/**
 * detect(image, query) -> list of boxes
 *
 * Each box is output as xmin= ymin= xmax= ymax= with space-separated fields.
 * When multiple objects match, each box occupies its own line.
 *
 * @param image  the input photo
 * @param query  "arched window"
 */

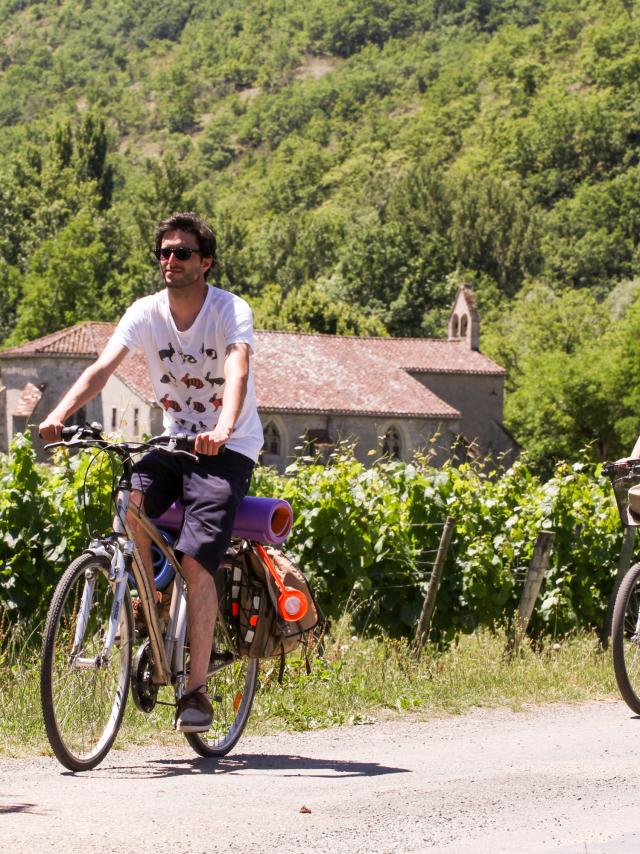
xmin=381 ymin=426 xmax=402 ymax=459
xmin=460 ymin=315 xmax=468 ymax=337
xmin=263 ymin=422 xmax=281 ymax=456
xmin=451 ymin=314 xmax=459 ymax=337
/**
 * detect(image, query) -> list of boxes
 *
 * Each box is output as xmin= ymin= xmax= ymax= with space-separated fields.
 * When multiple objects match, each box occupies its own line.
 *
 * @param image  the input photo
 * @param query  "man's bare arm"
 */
xmin=194 ymin=343 xmax=250 ymax=455
xmin=39 ymin=338 xmax=130 ymax=441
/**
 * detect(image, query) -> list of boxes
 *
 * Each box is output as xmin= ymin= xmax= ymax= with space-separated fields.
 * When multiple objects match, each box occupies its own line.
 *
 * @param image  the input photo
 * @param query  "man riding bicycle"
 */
xmin=39 ymin=212 xmax=264 ymax=733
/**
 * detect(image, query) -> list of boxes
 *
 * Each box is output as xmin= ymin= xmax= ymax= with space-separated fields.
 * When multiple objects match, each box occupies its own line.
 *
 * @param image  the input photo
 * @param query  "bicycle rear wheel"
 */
xmin=611 ymin=560 xmax=640 ymax=714
xmin=40 ymin=553 xmax=133 ymax=771
xmin=183 ymin=617 xmax=258 ymax=758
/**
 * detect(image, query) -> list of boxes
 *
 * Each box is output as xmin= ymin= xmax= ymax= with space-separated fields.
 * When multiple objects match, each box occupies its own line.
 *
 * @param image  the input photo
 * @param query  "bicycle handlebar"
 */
xmin=603 ymin=459 xmax=640 ymax=478
xmin=45 ymin=424 xmax=200 ymax=461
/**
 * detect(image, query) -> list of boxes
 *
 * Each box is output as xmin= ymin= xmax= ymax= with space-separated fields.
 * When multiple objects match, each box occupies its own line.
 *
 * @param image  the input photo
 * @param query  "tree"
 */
xmin=8 ymin=209 xmax=112 ymax=344
xmin=0 ymin=261 xmax=22 ymax=345
xmin=504 ymin=342 xmax=620 ymax=475
xmin=608 ymin=293 xmax=640 ymax=453
xmin=251 ymin=282 xmax=387 ymax=335
xmin=482 ymin=282 xmax=611 ymax=384
xmin=448 ymin=170 xmax=542 ymax=295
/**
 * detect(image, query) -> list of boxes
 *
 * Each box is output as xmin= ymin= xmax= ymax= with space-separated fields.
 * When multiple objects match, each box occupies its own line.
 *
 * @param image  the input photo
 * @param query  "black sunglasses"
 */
xmin=158 ymin=245 xmax=202 ymax=261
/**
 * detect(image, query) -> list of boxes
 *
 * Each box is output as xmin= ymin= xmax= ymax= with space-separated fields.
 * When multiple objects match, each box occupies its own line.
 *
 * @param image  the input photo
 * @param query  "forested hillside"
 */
xmin=0 ymin=0 xmax=639 ymax=470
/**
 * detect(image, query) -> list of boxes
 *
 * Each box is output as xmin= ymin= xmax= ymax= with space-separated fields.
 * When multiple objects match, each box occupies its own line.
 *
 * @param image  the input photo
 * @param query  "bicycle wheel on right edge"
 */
xmin=611 ymin=560 xmax=640 ymax=714
xmin=40 ymin=552 xmax=134 ymax=771
xmin=183 ymin=616 xmax=258 ymax=758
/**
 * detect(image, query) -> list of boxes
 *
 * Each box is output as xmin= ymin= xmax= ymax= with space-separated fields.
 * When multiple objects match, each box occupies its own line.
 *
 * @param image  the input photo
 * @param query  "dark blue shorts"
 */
xmin=131 ymin=448 xmax=254 ymax=577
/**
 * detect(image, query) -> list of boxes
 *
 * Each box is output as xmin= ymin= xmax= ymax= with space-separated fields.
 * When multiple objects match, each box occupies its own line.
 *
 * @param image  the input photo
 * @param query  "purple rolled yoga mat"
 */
xmin=152 ymin=496 xmax=293 ymax=544
xmin=232 ymin=496 xmax=293 ymax=544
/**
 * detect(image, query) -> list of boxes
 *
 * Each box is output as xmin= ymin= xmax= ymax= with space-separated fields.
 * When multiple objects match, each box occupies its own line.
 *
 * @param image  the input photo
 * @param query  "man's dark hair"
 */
xmin=155 ymin=212 xmax=217 ymax=278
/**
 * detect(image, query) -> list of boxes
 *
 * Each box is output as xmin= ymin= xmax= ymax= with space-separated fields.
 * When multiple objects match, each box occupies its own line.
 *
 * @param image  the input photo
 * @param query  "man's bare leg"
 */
xmin=181 ymin=554 xmax=218 ymax=693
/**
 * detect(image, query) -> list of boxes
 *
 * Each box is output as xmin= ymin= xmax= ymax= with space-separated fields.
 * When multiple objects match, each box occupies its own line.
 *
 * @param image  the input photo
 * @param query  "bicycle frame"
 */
xmin=123 ymin=501 xmax=241 ymax=691
xmin=79 ymin=472 xmax=248 ymax=698
xmin=125 ymin=502 xmax=180 ymax=684
xmin=41 ymin=427 xmax=265 ymax=770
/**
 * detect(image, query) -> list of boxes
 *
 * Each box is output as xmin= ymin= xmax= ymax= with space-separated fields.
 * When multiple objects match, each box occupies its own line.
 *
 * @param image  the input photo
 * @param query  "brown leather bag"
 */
xmin=229 ymin=544 xmax=320 ymax=663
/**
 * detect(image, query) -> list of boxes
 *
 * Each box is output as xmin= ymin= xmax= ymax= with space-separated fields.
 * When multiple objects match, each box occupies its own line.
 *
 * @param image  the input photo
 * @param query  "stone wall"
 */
xmin=0 ymin=356 xmax=100 ymax=457
xmin=100 ymin=375 xmax=162 ymax=439
xmin=258 ymin=410 xmax=458 ymax=471
xmin=413 ymin=372 xmax=518 ymax=460
xmin=0 ymin=357 xmax=163 ymax=456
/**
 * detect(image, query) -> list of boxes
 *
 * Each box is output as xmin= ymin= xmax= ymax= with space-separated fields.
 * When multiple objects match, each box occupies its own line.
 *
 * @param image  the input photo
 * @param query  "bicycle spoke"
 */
xmin=183 ymin=615 xmax=258 ymax=757
xmin=41 ymin=555 xmax=132 ymax=771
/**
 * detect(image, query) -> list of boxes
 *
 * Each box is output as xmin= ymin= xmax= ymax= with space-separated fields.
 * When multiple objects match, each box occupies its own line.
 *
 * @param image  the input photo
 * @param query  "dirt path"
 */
xmin=1 ymin=700 xmax=639 ymax=853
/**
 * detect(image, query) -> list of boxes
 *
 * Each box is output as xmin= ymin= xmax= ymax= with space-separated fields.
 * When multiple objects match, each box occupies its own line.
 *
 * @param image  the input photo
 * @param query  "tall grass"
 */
xmin=0 ymin=612 xmax=43 ymax=756
xmin=0 ymin=610 xmax=618 ymax=758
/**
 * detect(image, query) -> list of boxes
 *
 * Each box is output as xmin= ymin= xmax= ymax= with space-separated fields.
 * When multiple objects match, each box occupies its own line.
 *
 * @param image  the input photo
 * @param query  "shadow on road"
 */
xmin=75 ymin=753 xmax=411 ymax=780
xmin=0 ymin=802 xmax=42 ymax=815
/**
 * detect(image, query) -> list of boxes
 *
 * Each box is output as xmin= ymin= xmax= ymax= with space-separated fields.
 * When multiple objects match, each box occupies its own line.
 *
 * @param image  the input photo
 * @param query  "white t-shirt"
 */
xmin=112 ymin=286 xmax=264 ymax=462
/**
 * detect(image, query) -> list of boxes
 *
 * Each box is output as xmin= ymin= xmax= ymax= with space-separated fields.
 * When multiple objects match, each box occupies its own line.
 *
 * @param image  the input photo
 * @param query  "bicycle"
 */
xmin=604 ymin=459 xmax=640 ymax=713
xmin=40 ymin=423 xmax=275 ymax=771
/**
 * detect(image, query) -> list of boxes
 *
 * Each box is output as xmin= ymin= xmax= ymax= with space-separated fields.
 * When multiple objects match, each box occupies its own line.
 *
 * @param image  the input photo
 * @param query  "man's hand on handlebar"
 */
xmin=38 ymin=414 xmax=66 ymax=443
xmin=194 ymin=425 xmax=231 ymax=456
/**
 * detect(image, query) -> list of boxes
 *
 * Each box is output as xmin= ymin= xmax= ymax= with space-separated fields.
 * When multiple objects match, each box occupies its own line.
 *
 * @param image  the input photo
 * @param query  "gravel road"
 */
xmin=1 ymin=700 xmax=639 ymax=853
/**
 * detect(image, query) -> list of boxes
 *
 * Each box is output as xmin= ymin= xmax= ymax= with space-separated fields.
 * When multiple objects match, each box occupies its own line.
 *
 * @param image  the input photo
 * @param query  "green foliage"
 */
xmin=0 ymin=1 xmax=637 ymax=344
xmin=0 ymin=434 xmax=627 ymax=639
xmin=9 ymin=208 xmax=113 ymax=342
xmin=0 ymin=434 xmax=113 ymax=622
xmin=0 ymin=0 xmax=639 ymax=472
xmin=481 ymin=281 xmax=640 ymax=472
xmin=252 ymin=444 xmax=625 ymax=639
xmin=251 ymin=282 xmax=388 ymax=335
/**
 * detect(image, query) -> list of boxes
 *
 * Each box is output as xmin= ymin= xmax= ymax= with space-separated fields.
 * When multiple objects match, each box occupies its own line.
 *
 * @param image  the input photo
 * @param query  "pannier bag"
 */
xmin=227 ymin=543 xmax=320 ymax=671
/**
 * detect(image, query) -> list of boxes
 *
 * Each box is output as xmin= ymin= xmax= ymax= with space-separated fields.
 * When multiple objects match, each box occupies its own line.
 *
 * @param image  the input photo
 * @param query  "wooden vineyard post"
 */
xmin=511 ymin=529 xmax=555 ymax=652
xmin=602 ymin=526 xmax=636 ymax=648
xmin=413 ymin=516 xmax=455 ymax=655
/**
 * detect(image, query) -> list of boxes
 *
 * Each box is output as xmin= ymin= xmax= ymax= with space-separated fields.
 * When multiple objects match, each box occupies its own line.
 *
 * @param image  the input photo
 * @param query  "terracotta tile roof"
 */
xmin=253 ymin=332 xmax=462 ymax=417
xmin=0 ymin=322 xmax=506 ymax=418
xmin=357 ymin=336 xmax=504 ymax=375
xmin=0 ymin=322 xmax=156 ymax=404
xmin=1 ymin=322 xmax=115 ymax=356
xmin=13 ymin=382 xmax=43 ymax=417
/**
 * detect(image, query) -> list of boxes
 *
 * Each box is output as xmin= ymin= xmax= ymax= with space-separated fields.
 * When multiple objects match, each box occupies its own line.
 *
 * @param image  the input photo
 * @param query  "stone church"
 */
xmin=0 ymin=286 xmax=518 ymax=468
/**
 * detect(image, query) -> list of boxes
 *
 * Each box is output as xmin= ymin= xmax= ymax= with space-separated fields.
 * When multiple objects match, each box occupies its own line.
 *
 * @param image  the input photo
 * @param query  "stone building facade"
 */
xmin=0 ymin=287 xmax=518 ymax=467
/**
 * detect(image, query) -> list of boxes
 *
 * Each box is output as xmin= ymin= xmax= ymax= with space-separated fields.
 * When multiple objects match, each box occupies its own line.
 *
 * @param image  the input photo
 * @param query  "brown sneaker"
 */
xmin=176 ymin=687 xmax=214 ymax=733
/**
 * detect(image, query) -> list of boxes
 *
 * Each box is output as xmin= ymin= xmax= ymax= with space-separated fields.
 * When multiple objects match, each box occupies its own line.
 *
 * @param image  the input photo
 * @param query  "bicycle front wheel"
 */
xmin=40 ymin=553 xmax=133 ymax=771
xmin=612 ymin=560 xmax=640 ymax=714
xmin=183 ymin=618 xmax=258 ymax=758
